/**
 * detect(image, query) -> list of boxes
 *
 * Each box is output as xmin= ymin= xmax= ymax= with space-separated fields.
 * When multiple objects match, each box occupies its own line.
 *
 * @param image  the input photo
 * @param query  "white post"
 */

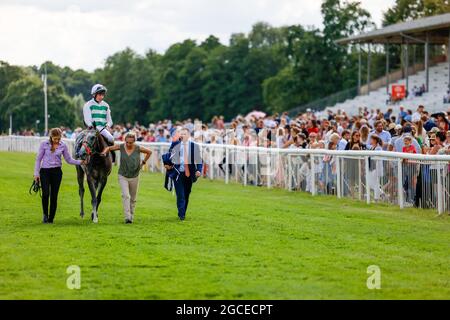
xmin=234 ymin=146 xmax=238 ymax=183
xmin=255 ymin=149 xmax=259 ymax=186
xmin=358 ymin=158 xmax=362 ymax=201
xmin=225 ymin=146 xmax=229 ymax=184
xmin=397 ymin=159 xmax=404 ymax=209
xmin=437 ymin=163 xmax=443 ymax=215
xmin=150 ymin=146 xmax=155 ymax=172
xmin=336 ymin=157 xmax=341 ymax=198
xmin=310 ymin=155 xmax=316 ymax=196
xmin=288 ymin=155 xmax=292 ymax=191
xmin=43 ymin=65 xmax=48 ymax=136
xmin=209 ymin=146 xmax=213 ymax=180
xmin=365 ymin=156 xmax=370 ymax=204
xmin=243 ymin=148 xmax=248 ymax=186
xmin=267 ymin=151 xmax=272 ymax=189
xmin=160 ymin=146 xmax=164 ymax=174
xmin=9 ymin=114 xmax=12 ymax=136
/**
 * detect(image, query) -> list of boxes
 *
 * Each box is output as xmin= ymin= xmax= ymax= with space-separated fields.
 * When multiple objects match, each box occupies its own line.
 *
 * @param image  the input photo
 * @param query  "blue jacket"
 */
xmin=169 ymin=140 xmax=203 ymax=183
xmin=162 ymin=151 xmax=180 ymax=191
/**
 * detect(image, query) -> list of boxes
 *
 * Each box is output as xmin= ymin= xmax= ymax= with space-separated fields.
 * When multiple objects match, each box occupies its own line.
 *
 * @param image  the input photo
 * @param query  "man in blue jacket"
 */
xmin=164 ymin=128 xmax=203 ymax=221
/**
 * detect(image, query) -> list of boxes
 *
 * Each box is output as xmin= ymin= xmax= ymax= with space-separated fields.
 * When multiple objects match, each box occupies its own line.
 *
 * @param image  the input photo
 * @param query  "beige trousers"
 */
xmin=118 ymin=174 xmax=140 ymax=221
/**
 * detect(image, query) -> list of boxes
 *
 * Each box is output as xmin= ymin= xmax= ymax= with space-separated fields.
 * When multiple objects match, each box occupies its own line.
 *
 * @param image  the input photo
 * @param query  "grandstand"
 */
xmin=329 ymin=61 xmax=450 ymax=114
xmin=323 ymin=13 xmax=450 ymax=116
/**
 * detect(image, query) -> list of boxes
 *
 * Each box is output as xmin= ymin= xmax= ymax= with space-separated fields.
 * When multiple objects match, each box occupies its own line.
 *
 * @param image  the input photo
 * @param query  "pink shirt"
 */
xmin=34 ymin=140 xmax=82 ymax=176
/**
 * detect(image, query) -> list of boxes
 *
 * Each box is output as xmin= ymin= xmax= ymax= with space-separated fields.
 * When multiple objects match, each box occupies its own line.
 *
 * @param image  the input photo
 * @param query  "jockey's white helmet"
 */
xmin=91 ymin=84 xmax=107 ymax=96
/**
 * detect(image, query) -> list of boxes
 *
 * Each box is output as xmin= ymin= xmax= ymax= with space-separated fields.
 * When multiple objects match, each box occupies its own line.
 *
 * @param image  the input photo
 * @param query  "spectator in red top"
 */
xmin=402 ymin=136 xmax=417 ymax=154
xmin=307 ymin=120 xmax=319 ymax=135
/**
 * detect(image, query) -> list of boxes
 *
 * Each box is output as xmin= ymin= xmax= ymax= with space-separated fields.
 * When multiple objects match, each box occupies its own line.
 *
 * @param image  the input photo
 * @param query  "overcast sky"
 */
xmin=0 ymin=0 xmax=395 ymax=71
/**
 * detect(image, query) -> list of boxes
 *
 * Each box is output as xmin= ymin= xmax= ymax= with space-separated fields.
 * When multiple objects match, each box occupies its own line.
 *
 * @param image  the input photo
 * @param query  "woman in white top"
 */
xmin=275 ymin=127 xmax=285 ymax=149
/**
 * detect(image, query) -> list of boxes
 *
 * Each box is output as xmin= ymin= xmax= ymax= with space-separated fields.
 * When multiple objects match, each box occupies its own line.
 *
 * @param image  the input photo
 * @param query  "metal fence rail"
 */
xmin=1 ymin=135 xmax=449 ymax=215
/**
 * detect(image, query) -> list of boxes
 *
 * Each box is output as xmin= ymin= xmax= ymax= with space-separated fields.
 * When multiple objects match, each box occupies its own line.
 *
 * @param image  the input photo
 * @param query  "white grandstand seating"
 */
xmin=326 ymin=62 xmax=450 ymax=115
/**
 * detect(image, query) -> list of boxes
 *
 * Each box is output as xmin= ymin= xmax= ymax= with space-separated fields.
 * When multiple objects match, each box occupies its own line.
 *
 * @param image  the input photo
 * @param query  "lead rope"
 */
xmin=29 ymin=180 xmax=42 ymax=198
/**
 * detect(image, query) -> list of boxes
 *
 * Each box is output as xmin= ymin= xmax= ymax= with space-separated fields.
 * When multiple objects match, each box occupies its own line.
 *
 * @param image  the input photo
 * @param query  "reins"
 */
xmin=29 ymin=180 xmax=42 ymax=198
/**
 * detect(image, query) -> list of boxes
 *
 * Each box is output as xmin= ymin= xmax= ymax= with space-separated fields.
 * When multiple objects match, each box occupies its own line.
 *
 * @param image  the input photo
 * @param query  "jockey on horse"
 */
xmin=74 ymin=84 xmax=114 ymax=223
xmin=75 ymin=83 xmax=115 ymax=160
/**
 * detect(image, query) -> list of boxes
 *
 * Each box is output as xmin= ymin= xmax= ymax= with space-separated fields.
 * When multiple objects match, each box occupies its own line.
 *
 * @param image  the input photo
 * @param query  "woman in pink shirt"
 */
xmin=34 ymin=128 xmax=87 ymax=223
xmin=145 ymin=130 xmax=156 ymax=143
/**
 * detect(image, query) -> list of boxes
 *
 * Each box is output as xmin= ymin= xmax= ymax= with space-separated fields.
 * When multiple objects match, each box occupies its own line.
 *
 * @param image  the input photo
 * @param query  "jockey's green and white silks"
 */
xmin=82 ymin=99 xmax=113 ymax=129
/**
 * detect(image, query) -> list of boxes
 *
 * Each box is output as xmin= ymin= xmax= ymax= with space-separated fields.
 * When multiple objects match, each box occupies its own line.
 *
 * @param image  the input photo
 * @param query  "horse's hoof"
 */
xmin=93 ymin=217 xmax=98 ymax=223
xmin=80 ymin=213 xmax=84 ymax=218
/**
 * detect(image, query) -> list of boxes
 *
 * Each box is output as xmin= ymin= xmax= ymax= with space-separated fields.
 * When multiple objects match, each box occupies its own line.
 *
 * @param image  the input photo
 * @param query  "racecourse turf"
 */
xmin=0 ymin=151 xmax=449 ymax=299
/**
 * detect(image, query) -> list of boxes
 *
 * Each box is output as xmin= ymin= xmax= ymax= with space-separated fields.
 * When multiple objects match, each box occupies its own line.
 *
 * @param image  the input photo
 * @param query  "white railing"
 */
xmin=2 ymin=135 xmax=450 ymax=215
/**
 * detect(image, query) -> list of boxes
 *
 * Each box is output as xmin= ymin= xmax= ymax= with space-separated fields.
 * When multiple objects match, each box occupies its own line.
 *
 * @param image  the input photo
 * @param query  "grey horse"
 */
xmin=74 ymin=129 xmax=112 ymax=223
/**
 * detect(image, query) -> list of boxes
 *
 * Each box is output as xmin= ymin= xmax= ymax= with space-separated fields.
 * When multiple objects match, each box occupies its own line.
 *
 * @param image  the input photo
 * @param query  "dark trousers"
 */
xmin=174 ymin=172 xmax=193 ymax=219
xmin=40 ymin=167 xmax=63 ymax=222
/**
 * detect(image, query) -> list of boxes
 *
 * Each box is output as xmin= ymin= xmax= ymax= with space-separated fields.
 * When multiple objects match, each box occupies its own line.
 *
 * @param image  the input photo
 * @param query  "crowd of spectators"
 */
xmin=7 ymin=105 xmax=450 ymax=208
xmin=8 ymin=106 xmax=450 ymax=155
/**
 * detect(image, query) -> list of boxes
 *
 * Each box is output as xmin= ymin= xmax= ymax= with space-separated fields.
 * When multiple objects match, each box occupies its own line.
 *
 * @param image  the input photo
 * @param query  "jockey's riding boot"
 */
xmin=105 ymin=139 xmax=115 ymax=162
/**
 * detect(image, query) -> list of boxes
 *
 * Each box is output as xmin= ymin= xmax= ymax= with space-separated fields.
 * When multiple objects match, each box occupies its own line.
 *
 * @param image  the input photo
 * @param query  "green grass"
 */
xmin=0 ymin=151 xmax=449 ymax=300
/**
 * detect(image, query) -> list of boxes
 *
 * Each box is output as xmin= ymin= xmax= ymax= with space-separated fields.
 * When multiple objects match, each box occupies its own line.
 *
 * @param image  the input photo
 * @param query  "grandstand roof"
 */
xmin=336 ymin=13 xmax=450 ymax=45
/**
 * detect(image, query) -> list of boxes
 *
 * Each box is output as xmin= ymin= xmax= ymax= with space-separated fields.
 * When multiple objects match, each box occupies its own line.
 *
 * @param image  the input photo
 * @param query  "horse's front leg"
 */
xmin=96 ymin=176 xmax=108 ymax=212
xmin=76 ymin=165 xmax=85 ymax=218
xmin=86 ymin=177 xmax=98 ymax=223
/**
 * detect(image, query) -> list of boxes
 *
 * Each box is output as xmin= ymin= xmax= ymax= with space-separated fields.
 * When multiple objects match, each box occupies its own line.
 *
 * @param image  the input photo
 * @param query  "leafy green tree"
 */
xmin=200 ymin=45 xmax=231 ymax=121
xmin=97 ymin=48 xmax=159 ymax=125
xmin=0 ymin=61 xmax=24 ymax=131
xmin=200 ymin=35 xmax=222 ymax=52
xmin=1 ymin=75 xmax=77 ymax=132
xmin=151 ymin=40 xmax=198 ymax=121
xmin=383 ymin=0 xmax=450 ymax=26
xmin=263 ymin=66 xmax=302 ymax=113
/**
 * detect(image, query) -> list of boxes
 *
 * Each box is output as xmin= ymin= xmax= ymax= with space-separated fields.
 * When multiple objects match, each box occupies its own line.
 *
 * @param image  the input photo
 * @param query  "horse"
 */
xmin=74 ymin=128 xmax=112 ymax=223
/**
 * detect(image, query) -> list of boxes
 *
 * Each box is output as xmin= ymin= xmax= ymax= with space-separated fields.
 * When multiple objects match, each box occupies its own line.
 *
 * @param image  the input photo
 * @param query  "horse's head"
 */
xmin=77 ymin=130 xmax=98 ymax=160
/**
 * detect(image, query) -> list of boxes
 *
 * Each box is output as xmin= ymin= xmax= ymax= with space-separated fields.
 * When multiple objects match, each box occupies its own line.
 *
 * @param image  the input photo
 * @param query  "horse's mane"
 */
xmin=95 ymin=132 xmax=108 ymax=153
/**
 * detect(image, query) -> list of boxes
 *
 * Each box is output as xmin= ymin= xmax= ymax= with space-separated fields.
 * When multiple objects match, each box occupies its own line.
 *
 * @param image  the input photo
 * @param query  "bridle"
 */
xmin=81 ymin=127 xmax=106 ymax=158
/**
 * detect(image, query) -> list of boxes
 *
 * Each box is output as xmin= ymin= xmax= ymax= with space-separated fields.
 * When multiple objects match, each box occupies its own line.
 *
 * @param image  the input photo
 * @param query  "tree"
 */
xmin=151 ymin=40 xmax=199 ymax=121
xmin=0 ymin=61 xmax=24 ymax=132
xmin=383 ymin=0 xmax=450 ymax=26
xmin=322 ymin=0 xmax=373 ymax=42
xmin=37 ymin=61 xmax=92 ymax=99
xmin=97 ymin=48 xmax=159 ymax=125
xmin=1 ymin=75 xmax=77 ymax=132
xmin=321 ymin=0 xmax=374 ymax=90
xmin=248 ymin=22 xmax=285 ymax=48
xmin=263 ymin=66 xmax=303 ymax=113
xmin=200 ymin=45 xmax=231 ymax=121
xmin=200 ymin=35 xmax=222 ymax=52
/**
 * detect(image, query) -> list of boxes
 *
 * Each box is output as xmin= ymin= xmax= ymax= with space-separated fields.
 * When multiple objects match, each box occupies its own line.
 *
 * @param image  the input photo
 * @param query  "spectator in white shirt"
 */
xmin=367 ymin=120 xmax=392 ymax=150
xmin=337 ymin=130 xmax=350 ymax=150
xmin=412 ymin=105 xmax=424 ymax=122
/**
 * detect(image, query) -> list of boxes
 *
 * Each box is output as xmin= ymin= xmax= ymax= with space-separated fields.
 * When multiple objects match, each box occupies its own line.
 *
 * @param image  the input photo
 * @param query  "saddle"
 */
xmin=74 ymin=130 xmax=89 ymax=159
